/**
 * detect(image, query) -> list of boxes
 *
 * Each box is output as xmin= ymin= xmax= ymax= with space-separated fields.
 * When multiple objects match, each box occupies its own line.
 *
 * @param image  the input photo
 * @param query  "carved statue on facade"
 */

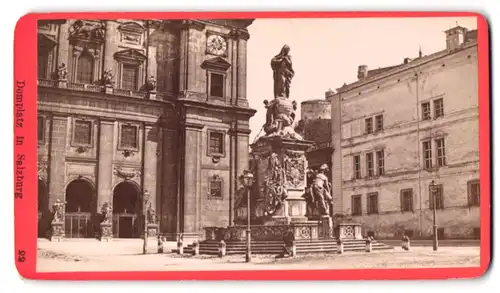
xmin=99 ymin=69 xmax=114 ymax=86
xmin=271 ymin=44 xmax=294 ymax=99
xmin=259 ymin=45 xmax=303 ymax=140
xmin=52 ymin=199 xmax=66 ymax=223
xmin=143 ymin=75 xmax=157 ymax=92
xmin=147 ymin=203 xmax=157 ymax=225
xmin=303 ymin=164 xmax=333 ymax=216
xmin=101 ymin=202 xmax=113 ymax=224
xmin=57 ymin=63 xmax=68 ymax=81
xmin=263 ymin=153 xmax=288 ymax=216
xmin=69 ymin=20 xmax=105 ymax=42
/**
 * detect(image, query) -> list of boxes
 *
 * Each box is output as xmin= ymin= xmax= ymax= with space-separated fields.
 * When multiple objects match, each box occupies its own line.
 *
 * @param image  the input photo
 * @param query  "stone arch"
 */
xmin=64 ymin=178 xmax=96 ymax=238
xmin=112 ymin=180 xmax=142 ymax=238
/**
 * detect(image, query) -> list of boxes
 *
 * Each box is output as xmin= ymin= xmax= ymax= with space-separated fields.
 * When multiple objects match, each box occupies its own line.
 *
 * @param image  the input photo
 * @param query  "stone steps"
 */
xmin=174 ymin=239 xmax=393 ymax=255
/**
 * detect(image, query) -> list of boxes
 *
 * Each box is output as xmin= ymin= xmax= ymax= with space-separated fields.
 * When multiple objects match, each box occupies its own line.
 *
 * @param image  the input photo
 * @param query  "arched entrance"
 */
xmin=37 ymin=179 xmax=49 ymax=237
xmin=64 ymin=178 xmax=95 ymax=238
xmin=112 ymin=181 xmax=141 ymax=238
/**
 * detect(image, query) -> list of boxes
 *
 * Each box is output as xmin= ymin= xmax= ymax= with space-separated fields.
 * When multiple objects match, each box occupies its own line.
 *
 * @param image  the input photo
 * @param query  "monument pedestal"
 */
xmin=335 ymin=222 xmax=363 ymax=240
xmin=51 ymin=221 xmax=64 ymax=242
xmin=100 ymin=222 xmax=112 ymax=242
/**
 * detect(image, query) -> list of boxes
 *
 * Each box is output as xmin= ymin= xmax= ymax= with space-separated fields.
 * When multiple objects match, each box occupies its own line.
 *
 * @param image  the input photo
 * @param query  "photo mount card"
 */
xmin=13 ymin=11 xmax=491 ymax=281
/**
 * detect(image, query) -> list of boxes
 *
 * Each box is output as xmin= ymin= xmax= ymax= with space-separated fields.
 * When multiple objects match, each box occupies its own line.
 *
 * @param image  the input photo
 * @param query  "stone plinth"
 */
xmin=250 ymin=136 xmax=314 ymax=224
xmin=100 ymin=222 xmax=112 ymax=242
xmin=51 ymin=221 xmax=64 ymax=242
xmin=336 ymin=222 xmax=363 ymax=240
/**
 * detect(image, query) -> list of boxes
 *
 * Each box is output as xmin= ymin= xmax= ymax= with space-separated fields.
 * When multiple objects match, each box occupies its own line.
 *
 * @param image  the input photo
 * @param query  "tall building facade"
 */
xmin=37 ymin=19 xmax=255 ymax=240
xmin=328 ymin=25 xmax=480 ymax=239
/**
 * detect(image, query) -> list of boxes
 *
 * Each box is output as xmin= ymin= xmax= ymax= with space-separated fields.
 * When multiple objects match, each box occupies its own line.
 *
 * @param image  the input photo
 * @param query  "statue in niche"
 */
xmin=271 ymin=44 xmax=294 ymax=99
xmin=98 ymin=69 xmax=114 ymax=86
xmin=303 ymin=164 xmax=333 ymax=216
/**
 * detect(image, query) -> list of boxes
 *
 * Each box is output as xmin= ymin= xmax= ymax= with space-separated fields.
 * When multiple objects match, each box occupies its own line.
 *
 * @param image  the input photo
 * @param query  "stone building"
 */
xmin=37 ymin=19 xmax=255 ymax=241
xmin=328 ymin=25 xmax=480 ymax=239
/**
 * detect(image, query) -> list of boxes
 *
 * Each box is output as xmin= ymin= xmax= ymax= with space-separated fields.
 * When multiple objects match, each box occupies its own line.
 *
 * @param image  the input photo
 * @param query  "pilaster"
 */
xmin=57 ymin=21 xmax=70 ymax=69
xmin=144 ymin=124 xmax=158 ymax=216
xmin=330 ymin=93 xmax=343 ymax=216
xmin=236 ymin=30 xmax=250 ymax=107
xmin=48 ymin=115 xmax=68 ymax=207
xmin=97 ymin=120 xmax=114 ymax=211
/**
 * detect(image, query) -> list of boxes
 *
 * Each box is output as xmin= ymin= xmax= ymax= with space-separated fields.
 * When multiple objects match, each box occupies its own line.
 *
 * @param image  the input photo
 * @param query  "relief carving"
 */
xmin=69 ymin=20 xmax=105 ymax=43
xmin=113 ymin=166 xmax=141 ymax=180
xmin=38 ymin=158 xmax=48 ymax=179
xmin=284 ymin=150 xmax=306 ymax=188
xmin=262 ymin=153 xmax=288 ymax=216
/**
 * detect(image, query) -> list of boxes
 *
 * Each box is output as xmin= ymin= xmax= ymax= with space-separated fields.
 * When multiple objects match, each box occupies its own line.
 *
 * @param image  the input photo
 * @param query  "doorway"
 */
xmin=112 ymin=181 xmax=141 ymax=238
xmin=64 ymin=178 xmax=95 ymax=238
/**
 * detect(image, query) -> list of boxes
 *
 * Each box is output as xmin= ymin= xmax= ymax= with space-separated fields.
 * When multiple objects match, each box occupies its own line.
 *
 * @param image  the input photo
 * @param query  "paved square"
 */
xmin=36 ymin=239 xmax=480 ymax=272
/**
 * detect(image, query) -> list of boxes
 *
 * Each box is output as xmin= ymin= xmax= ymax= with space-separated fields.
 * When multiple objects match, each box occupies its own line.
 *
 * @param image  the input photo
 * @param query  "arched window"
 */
xmin=76 ymin=52 xmax=94 ymax=84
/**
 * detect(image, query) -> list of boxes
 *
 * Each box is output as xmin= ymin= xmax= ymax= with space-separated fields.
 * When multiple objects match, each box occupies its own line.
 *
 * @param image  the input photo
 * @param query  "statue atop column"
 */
xmin=260 ymin=45 xmax=302 ymax=140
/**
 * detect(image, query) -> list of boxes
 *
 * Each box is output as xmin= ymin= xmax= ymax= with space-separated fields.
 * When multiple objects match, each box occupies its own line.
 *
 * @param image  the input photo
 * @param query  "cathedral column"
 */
xmin=178 ymin=20 xmax=205 ymax=93
xmin=97 ymin=120 xmax=115 ymax=211
xmin=181 ymin=122 xmax=203 ymax=240
xmin=236 ymin=30 xmax=250 ymax=107
xmin=143 ymin=124 xmax=158 ymax=215
xmin=57 ymin=21 xmax=70 ymax=68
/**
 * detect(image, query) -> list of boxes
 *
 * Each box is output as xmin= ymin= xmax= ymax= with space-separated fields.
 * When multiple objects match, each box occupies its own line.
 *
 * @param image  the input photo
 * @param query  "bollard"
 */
xmin=401 ymin=235 xmax=410 ymax=251
xmin=337 ymin=239 xmax=344 ymax=254
xmin=177 ymin=237 xmax=184 ymax=255
xmin=192 ymin=241 xmax=200 ymax=256
xmin=291 ymin=241 xmax=297 ymax=257
xmin=157 ymin=236 xmax=164 ymax=254
xmin=365 ymin=237 xmax=373 ymax=252
xmin=218 ymin=240 xmax=226 ymax=257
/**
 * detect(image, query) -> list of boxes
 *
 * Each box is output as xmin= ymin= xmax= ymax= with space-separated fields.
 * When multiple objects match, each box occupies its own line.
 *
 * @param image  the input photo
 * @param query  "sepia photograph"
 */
xmin=34 ymin=16 xmax=483 ymax=273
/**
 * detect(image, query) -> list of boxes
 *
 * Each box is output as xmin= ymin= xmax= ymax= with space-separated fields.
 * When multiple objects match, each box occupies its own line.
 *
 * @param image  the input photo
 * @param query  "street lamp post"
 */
xmin=241 ymin=170 xmax=254 ymax=263
xmin=429 ymin=180 xmax=438 ymax=251
xmin=142 ymin=190 xmax=150 ymax=255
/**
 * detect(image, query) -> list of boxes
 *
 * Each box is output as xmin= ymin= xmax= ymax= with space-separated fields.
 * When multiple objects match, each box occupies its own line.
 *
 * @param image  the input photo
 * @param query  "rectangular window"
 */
xmin=351 ymin=195 xmax=362 ymax=216
xmin=375 ymin=114 xmax=384 ymax=132
xmin=429 ymin=184 xmax=444 ymax=210
xmin=37 ymin=116 xmax=45 ymax=143
xmin=209 ymin=131 xmax=224 ymax=155
xmin=76 ymin=53 xmax=94 ymax=84
xmin=435 ymin=138 xmax=446 ymax=167
xmin=120 ymin=125 xmax=138 ymax=149
xmin=468 ymin=180 xmax=480 ymax=206
xmin=376 ymin=150 xmax=384 ymax=176
xmin=365 ymin=117 xmax=373 ymax=134
xmin=122 ymin=64 xmax=139 ymax=90
xmin=421 ymin=102 xmax=431 ymax=121
xmin=423 ymin=140 xmax=432 ymax=169
xmin=210 ymin=73 xmax=224 ymax=97
xmin=73 ymin=120 xmax=92 ymax=145
xmin=434 ymin=98 xmax=444 ymax=118
xmin=38 ymin=52 xmax=49 ymax=79
xmin=366 ymin=152 xmax=374 ymax=177
xmin=353 ymin=155 xmax=361 ymax=179
xmin=367 ymin=192 xmax=379 ymax=214
xmin=400 ymin=189 xmax=413 ymax=212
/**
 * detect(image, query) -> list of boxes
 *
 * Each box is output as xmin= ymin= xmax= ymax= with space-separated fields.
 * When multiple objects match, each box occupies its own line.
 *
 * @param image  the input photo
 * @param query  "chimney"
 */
xmin=445 ymin=25 xmax=467 ymax=51
xmin=357 ymin=65 xmax=368 ymax=80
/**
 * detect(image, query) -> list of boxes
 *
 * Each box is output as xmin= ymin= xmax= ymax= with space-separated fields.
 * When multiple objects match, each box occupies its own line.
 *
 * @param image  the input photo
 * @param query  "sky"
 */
xmin=245 ymin=17 xmax=478 ymax=143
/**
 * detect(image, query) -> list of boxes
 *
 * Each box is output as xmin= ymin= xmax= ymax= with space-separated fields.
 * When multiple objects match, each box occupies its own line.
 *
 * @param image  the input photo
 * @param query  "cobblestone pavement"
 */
xmin=36 ymin=239 xmax=480 ymax=272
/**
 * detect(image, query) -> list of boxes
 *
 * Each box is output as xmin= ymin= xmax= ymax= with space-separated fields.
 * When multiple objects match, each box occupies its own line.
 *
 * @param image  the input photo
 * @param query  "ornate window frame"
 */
xmin=71 ymin=117 xmax=95 ymax=149
xmin=117 ymin=21 xmax=146 ymax=48
xmin=207 ymin=129 xmax=226 ymax=160
xmin=208 ymin=174 xmax=224 ymax=199
xmin=117 ymin=121 xmax=140 ymax=153
xmin=201 ymin=56 xmax=231 ymax=101
xmin=114 ymin=49 xmax=147 ymax=90
xmin=71 ymin=45 xmax=101 ymax=84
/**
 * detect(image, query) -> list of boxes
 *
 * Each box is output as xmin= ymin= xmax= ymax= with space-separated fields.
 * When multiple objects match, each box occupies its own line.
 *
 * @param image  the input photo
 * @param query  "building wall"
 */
xmin=37 ymin=19 xmax=255 ymax=240
xmin=332 ymin=43 xmax=479 ymax=239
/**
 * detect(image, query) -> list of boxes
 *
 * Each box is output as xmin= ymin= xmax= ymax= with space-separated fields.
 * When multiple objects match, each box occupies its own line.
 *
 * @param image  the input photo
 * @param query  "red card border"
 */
xmin=14 ymin=11 xmax=491 ymax=280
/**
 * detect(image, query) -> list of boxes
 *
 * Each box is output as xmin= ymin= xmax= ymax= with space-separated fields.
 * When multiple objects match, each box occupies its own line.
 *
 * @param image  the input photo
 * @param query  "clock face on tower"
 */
xmin=206 ymin=34 xmax=228 ymax=56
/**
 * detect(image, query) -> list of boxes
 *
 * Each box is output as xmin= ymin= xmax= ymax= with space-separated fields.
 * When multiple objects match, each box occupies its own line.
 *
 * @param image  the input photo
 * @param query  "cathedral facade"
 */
xmin=37 ymin=19 xmax=255 ymax=241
